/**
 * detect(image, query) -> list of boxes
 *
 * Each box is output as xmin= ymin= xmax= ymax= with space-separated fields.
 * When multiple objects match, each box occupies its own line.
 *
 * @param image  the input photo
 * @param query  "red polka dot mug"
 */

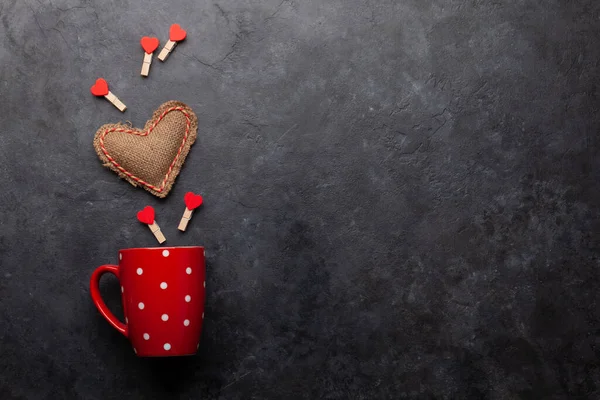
xmin=90 ymin=246 xmax=206 ymax=357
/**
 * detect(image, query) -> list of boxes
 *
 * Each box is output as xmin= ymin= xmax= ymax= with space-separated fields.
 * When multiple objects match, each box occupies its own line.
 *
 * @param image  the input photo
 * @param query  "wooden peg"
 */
xmin=141 ymin=53 xmax=152 ymax=76
xmin=148 ymin=221 xmax=166 ymax=244
xmin=104 ymin=91 xmax=127 ymax=112
xmin=178 ymin=192 xmax=203 ymax=232
xmin=158 ymin=40 xmax=176 ymax=61
xmin=178 ymin=208 xmax=194 ymax=231
xmin=140 ymin=36 xmax=159 ymax=77
xmin=158 ymin=24 xmax=187 ymax=62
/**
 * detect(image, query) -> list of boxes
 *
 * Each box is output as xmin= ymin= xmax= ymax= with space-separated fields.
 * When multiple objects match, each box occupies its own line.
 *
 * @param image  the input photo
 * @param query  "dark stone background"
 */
xmin=1 ymin=0 xmax=599 ymax=398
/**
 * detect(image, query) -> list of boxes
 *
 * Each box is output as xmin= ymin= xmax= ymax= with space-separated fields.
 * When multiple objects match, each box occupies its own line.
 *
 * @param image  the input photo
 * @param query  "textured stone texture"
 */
xmin=1 ymin=0 xmax=599 ymax=399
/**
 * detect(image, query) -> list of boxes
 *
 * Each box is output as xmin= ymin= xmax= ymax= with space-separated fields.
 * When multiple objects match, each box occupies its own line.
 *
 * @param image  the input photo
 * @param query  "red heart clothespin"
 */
xmin=178 ymin=192 xmax=203 ymax=232
xmin=158 ymin=24 xmax=187 ymax=62
xmin=90 ymin=78 xmax=126 ymax=112
xmin=140 ymin=36 xmax=160 ymax=77
xmin=137 ymin=206 xmax=166 ymax=243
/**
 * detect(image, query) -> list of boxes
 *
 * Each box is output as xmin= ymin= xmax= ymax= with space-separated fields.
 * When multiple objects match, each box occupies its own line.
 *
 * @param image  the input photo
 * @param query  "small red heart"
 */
xmin=140 ymin=36 xmax=160 ymax=54
xmin=90 ymin=78 xmax=109 ymax=97
xmin=184 ymin=192 xmax=203 ymax=210
xmin=169 ymin=24 xmax=187 ymax=42
xmin=137 ymin=206 xmax=155 ymax=225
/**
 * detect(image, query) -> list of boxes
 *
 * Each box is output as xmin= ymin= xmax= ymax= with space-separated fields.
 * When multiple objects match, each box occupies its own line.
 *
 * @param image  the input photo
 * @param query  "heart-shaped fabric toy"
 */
xmin=90 ymin=78 xmax=109 ymax=96
xmin=184 ymin=192 xmax=203 ymax=210
xmin=93 ymin=101 xmax=198 ymax=198
xmin=141 ymin=36 xmax=160 ymax=54
xmin=137 ymin=206 xmax=155 ymax=225
xmin=169 ymin=24 xmax=187 ymax=42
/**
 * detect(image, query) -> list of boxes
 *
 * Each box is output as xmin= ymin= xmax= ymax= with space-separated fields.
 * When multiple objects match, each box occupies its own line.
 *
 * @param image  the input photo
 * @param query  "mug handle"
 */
xmin=90 ymin=265 xmax=128 ymax=337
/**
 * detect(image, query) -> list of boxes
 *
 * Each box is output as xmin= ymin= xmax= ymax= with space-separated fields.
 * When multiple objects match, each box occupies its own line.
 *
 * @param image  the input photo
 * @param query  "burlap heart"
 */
xmin=93 ymin=101 xmax=198 ymax=198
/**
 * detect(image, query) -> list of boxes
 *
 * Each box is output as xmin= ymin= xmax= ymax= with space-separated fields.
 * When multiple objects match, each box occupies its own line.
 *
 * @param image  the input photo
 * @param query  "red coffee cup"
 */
xmin=90 ymin=246 xmax=206 ymax=357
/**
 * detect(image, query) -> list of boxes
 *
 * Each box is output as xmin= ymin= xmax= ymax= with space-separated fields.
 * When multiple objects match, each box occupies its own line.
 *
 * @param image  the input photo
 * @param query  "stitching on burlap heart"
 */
xmin=93 ymin=101 xmax=198 ymax=198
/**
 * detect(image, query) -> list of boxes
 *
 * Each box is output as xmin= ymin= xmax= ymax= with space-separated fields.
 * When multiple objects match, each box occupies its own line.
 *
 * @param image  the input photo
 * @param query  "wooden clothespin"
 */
xmin=178 ymin=192 xmax=203 ymax=232
xmin=158 ymin=24 xmax=187 ymax=62
xmin=137 ymin=206 xmax=166 ymax=244
xmin=90 ymin=78 xmax=127 ymax=112
xmin=140 ymin=36 xmax=159 ymax=77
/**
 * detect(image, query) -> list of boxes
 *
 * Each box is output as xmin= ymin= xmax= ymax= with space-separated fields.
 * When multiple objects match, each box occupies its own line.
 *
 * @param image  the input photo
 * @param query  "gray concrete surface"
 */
xmin=1 ymin=0 xmax=599 ymax=398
